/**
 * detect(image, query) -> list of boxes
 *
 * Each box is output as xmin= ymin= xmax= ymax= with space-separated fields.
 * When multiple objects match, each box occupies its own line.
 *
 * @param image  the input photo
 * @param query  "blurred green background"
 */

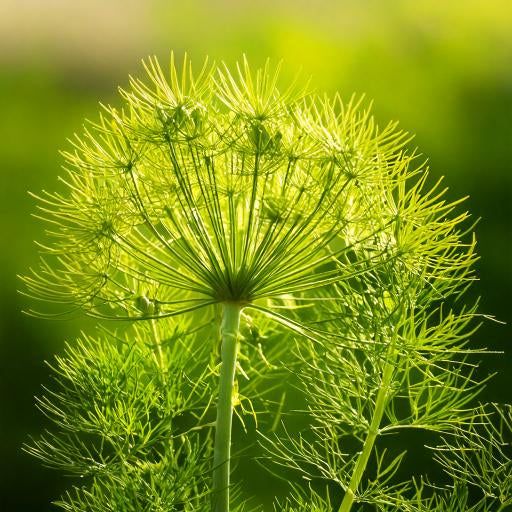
xmin=1 ymin=0 xmax=510 ymax=509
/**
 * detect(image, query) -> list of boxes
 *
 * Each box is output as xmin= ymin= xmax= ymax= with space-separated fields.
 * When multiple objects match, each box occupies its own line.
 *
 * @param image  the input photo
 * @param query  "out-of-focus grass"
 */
xmin=0 ymin=1 xmax=510 ymax=510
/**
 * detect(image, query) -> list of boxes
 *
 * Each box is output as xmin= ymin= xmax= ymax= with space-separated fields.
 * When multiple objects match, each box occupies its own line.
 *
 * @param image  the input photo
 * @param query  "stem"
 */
xmin=212 ymin=303 xmax=242 ymax=512
xmin=338 ymin=346 xmax=396 ymax=512
xmin=150 ymin=319 xmax=165 ymax=374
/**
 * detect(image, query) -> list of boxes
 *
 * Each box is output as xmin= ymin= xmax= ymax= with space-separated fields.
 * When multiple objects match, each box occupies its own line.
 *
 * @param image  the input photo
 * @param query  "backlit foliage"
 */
xmin=22 ymin=55 xmax=510 ymax=511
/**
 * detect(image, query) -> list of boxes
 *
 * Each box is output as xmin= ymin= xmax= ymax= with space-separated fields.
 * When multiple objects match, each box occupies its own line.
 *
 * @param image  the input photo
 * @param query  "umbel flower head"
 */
xmin=22 ymin=54 xmax=486 ymax=512
xmin=22 ymin=54 xmax=474 ymax=328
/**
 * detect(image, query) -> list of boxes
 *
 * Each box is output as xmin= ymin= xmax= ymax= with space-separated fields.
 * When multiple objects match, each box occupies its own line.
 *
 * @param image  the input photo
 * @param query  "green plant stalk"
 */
xmin=212 ymin=303 xmax=242 ymax=512
xmin=338 ymin=346 xmax=396 ymax=512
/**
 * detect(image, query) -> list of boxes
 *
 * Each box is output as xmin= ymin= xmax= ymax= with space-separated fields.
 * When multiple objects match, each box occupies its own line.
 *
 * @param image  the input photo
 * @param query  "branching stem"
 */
xmin=338 ymin=342 xmax=397 ymax=512
xmin=212 ymin=302 xmax=242 ymax=512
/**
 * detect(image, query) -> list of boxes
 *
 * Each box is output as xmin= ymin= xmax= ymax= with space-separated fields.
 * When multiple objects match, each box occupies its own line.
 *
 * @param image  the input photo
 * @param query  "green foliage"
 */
xmin=22 ymin=54 xmax=510 ymax=511
xmin=26 ymin=322 xmax=214 ymax=510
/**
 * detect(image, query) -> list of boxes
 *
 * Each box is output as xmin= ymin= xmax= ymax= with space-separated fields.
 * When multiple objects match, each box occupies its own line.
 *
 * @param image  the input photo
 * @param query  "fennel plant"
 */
xmin=22 ymin=55 xmax=510 ymax=511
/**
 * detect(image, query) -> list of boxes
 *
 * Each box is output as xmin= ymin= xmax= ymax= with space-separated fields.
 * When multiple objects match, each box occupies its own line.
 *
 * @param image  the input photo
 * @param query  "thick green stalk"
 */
xmin=338 ymin=347 xmax=396 ymax=512
xmin=212 ymin=303 xmax=242 ymax=512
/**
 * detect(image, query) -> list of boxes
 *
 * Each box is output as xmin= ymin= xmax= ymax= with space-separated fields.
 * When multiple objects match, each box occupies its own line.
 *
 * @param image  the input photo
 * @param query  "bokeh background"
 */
xmin=1 ymin=1 xmax=511 ymax=509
